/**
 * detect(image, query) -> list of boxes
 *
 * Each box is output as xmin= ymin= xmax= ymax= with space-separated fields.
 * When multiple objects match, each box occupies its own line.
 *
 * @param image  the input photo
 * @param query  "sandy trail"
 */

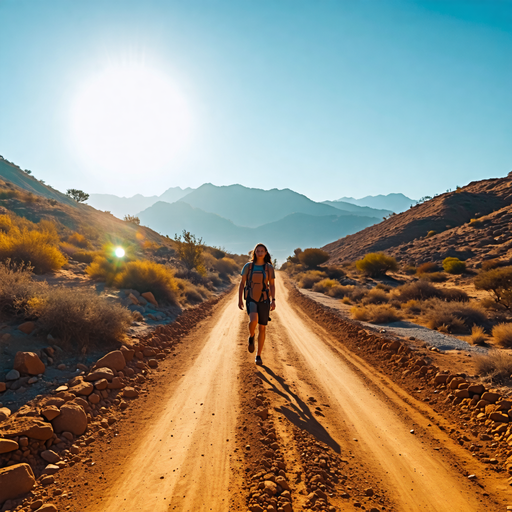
xmin=94 ymin=297 xmax=243 ymax=512
xmin=261 ymin=276 xmax=488 ymax=511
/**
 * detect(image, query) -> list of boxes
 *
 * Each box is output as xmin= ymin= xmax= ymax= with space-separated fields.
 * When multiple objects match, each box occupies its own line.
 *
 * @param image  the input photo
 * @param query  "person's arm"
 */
xmin=238 ymin=273 xmax=247 ymax=310
xmin=269 ymin=268 xmax=276 ymax=311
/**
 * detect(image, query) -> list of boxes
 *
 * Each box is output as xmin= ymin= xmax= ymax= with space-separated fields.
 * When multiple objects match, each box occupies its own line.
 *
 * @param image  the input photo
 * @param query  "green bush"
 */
xmin=474 ymin=267 xmax=512 ymax=310
xmin=426 ymin=230 xmax=437 ymax=238
xmin=356 ymin=253 xmax=398 ymax=277
xmin=312 ymin=278 xmax=338 ymax=293
xmin=174 ymin=230 xmax=204 ymax=270
xmin=442 ymin=257 xmax=466 ymax=274
xmin=298 ymin=248 xmax=330 ymax=269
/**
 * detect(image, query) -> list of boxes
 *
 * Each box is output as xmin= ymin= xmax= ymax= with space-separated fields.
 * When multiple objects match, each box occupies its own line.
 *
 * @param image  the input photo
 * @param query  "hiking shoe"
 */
xmin=248 ymin=336 xmax=255 ymax=353
xmin=255 ymin=355 xmax=263 ymax=366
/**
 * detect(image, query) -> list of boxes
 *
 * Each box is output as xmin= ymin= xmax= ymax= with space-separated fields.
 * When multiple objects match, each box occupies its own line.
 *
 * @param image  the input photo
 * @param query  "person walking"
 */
xmin=238 ymin=243 xmax=276 ymax=365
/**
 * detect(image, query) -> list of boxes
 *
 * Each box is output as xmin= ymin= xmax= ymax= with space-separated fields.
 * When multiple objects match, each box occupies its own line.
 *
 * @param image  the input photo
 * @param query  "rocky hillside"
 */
xmin=323 ymin=173 xmax=512 ymax=266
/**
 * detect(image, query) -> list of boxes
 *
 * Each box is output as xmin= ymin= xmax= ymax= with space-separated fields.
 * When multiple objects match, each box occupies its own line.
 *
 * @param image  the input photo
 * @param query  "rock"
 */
xmin=2 ymin=333 xmax=11 ymax=341
xmin=72 ymin=379 xmax=94 ymax=396
xmin=127 ymin=293 xmax=139 ymax=305
xmin=28 ymin=377 xmax=38 ymax=384
xmin=120 ymin=347 xmax=135 ymax=362
xmin=52 ymin=403 xmax=88 ymax=435
xmin=107 ymin=377 xmax=125 ymax=389
xmin=42 ymin=406 xmax=61 ymax=421
xmin=41 ymin=450 xmax=60 ymax=463
xmin=55 ymin=386 xmax=69 ymax=392
xmin=0 ymin=438 xmax=19 ymax=454
xmin=30 ymin=500 xmax=43 ymax=510
xmin=255 ymin=408 xmax=269 ymax=420
xmin=455 ymin=389 xmax=470 ymax=399
xmin=275 ymin=476 xmax=290 ymax=491
xmin=76 ymin=363 xmax=88 ymax=371
xmin=6 ymin=369 xmax=20 ymax=381
xmin=84 ymin=367 xmax=114 ymax=382
xmin=123 ymin=387 xmax=138 ymax=399
xmin=34 ymin=505 xmax=57 ymax=512
xmin=263 ymin=480 xmax=277 ymax=496
xmin=489 ymin=412 xmax=509 ymax=423
xmin=482 ymin=392 xmax=501 ymax=404
xmin=57 ymin=364 xmax=66 ymax=370
xmin=18 ymin=321 xmax=36 ymax=335
xmin=40 ymin=475 xmax=55 ymax=485
xmin=449 ymin=377 xmax=466 ymax=389
xmin=365 ymin=488 xmax=374 ymax=496
xmin=43 ymin=398 xmax=66 ymax=407
xmin=468 ymin=384 xmax=485 ymax=395
xmin=0 ymin=463 xmax=36 ymax=503
xmin=94 ymin=351 xmax=126 ymax=372
xmin=0 ymin=417 xmax=54 ymax=440
xmin=148 ymin=359 xmax=158 ymax=368
xmin=42 ymin=464 xmax=60 ymax=475
xmin=141 ymin=291 xmax=158 ymax=306
xmin=94 ymin=379 xmax=108 ymax=390
xmin=0 ymin=406 xmax=11 ymax=422
xmin=14 ymin=351 xmax=45 ymax=375
xmin=0 ymin=382 xmax=6 ymax=393
xmin=88 ymin=393 xmax=100 ymax=404
xmin=282 ymin=504 xmax=292 ymax=512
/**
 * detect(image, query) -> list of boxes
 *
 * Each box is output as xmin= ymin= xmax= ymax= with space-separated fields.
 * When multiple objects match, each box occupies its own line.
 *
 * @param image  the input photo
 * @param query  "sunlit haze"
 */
xmin=0 ymin=0 xmax=510 ymax=200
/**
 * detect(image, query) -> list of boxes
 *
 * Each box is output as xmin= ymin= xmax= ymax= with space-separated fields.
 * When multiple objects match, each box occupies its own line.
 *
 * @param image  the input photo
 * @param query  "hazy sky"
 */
xmin=1 ymin=0 xmax=511 ymax=201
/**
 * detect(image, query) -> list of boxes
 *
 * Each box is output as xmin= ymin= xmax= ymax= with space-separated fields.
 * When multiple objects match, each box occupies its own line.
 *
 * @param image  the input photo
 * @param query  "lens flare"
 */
xmin=115 ymin=247 xmax=125 ymax=258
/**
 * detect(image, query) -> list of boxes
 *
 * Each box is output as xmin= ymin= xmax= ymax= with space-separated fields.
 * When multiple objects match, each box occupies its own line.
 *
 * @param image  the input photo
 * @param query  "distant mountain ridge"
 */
xmin=337 ymin=193 xmax=417 ymax=213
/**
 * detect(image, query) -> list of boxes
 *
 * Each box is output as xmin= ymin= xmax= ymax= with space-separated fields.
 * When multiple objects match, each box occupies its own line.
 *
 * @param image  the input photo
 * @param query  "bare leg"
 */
xmin=249 ymin=313 xmax=258 ymax=337
xmin=257 ymin=325 xmax=266 ymax=356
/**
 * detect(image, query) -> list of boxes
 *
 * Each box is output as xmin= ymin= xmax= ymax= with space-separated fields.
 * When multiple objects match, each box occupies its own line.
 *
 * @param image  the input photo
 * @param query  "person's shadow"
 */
xmin=257 ymin=366 xmax=340 ymax=454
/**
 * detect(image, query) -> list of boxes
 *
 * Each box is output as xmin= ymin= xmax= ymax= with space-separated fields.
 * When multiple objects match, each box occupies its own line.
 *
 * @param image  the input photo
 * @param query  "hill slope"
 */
xmin=324 ymin=174 xmax=512 ymax=266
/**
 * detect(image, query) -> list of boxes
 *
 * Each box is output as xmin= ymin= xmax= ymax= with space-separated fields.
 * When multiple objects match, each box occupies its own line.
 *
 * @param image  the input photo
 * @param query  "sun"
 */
xmin=71 ymin=64 xmax=192 ymax=181
xmin=114 ymin=247 xmax=125 ymax=258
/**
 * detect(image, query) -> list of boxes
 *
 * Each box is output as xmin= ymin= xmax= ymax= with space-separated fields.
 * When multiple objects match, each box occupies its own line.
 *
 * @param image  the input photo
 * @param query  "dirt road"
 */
xmin=58 ymin=274 xmax=506 ymax=511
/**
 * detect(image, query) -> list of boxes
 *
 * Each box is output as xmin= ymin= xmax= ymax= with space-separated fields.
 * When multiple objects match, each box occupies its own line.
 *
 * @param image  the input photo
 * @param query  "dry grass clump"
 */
xmin=71 ymin=250 xmax=98 ymax=264
xmin=341 ymin=296 xmax=352 ymax=304
xmin=0 ymin=225 xmax=67 ymax=274
xmin=0 ymin=261 xmax=44 ymax=317
xmin=492 ymin=323 xmax=512 ymax=348
xmin=394 ymin=281 xmax=442 ymax=302
xmin=422 ymin=299 xmax=487 ymax=333
xmin=417 ymin=262 xmax=438 ymax=274
xmin=420 ymin=272 xmax=447 ymax=283
xmin=470 ymin=325 xmax=487 ymax=346
xmin=400 ymin=299 xmax=422 ymax=315
xmin=114 ymin=260 xmax=178 ymax=304
xmin=28 ymin=288 xmax=132 ymax=351
xmin=212 ymin=257 xmax=239 ymax=277
xmin=474 ymin=351 xmax=512 ymax=384
xmin=356 ymin=252 xmax=398 ymax=277
xmin=351 ymin=304 xmax=402 ymax=324
xmin=86 ymin=256 xmax=124 ymax=284
xmin=176 ymin=280 xmax=212 ymax=304
xmin=362 ymin=288 xmax=389 ymax=305
xmin=67 ymin=232 xmax=91 ymax=249
xmin=297 ymin=270 xmax=327 ymax=289
xmin=442 ymin=288 xmax=469 ymax=302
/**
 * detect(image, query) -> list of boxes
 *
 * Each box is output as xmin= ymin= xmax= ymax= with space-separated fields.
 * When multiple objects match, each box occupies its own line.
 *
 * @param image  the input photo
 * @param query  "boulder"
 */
xmin=94 ymin=379 xmax=108 ymax=391
xmin=84 ymin=367 xmax=114 ymax=382
xmin=41 ymin=406 xmax=60 ymax=421
xmin=88 ymin=393 xmax=100 ymax=404
xmin=0 ymin=382 xmax=6 ymax=393
xmin=72 ymin=380 xmax=94 ymax=397
xmin=0 ymin=439 xmax=19 ymax=454
xmin=489 ymin=412 xmax=509 ymax=423
xmin=94 ymin=351 xmax=126 ymax=372
xmin=0 ymin=417 xmax=53 ymax=440
xmin=263 ymin=480 xmax=277 ymax=496
xmin=14 ymin=352 xmax=45 ymax=375
xmin=141 ymin=291 xmax=158 ymax=306
xmin=51 ymin=403 xmax=87 ymax=435
xmin=120 ymin=346 xmax=135 ymax=362
xmin=18 ymin=321 xmax=36 ymax=335
xmin=41 ymin=450 xmax=60 ymax=464
xmin=0 ymin=463 xmax=36 ymax=503
xmin=123 ymin=387 xmax=138 ymax=399
xmin=482 ymin=392 xmax=501 ymax=404
xmin=107 ymin=377 xmax=125 ymax=390
xmin=468 ymin=384 xmax=485 ymax=395
xmin=455 ymin=389 xmax=470 ymax=399
xmin=0 ymin=407 xmax=11 ymax=422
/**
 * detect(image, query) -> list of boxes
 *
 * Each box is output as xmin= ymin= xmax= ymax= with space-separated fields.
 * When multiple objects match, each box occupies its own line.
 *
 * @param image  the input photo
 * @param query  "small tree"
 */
xmin=123 ymin=215 xmax=140 ymax=225
xmin=298 ymin=248 xmax=330 ymax=269
xmin=66 ymin=189 xmax=89 ymax=203
xmin=474 ymin=267 xmax=512 ymax=310
xmin=356 ymin=253 xmax=398 ymax=277
xmin=174 ymin=230 xmax=204 ymax=270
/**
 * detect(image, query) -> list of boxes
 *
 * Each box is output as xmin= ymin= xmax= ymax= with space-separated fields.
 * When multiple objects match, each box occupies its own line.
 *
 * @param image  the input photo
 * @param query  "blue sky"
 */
xmin=0 ymin=0 xmax=510 ymax=201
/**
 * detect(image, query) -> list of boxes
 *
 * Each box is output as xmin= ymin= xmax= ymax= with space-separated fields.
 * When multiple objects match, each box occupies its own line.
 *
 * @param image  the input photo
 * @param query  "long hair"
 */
xmin=250 ymin=243 xmax=272 ymax=264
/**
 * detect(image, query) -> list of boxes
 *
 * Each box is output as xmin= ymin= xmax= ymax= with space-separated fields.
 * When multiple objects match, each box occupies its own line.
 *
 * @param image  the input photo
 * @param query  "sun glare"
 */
xmin=71 ymin=64 xmax=192 ymax=180
xmin=115 ymin=247 xmax=125 ymax=258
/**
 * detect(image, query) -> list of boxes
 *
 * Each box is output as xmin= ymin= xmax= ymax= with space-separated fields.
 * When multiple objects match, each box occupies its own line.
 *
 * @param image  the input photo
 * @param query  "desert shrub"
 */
xmin=403 ymin=264 xmax=417 ymax=275
xmin=176 ymin=279 xmax=211 ymax=304
xmin=351 ymin=304 xmax=402 ymax=324
xmin=474 ymin=267 xmax=512 ymax=310
xmin=207 ymin=272 xmax=223 ymax=288
xmin=350 ymin=286 xmax=369 ymax=302
xmin=442 ymin=257 xmax=466 ymax=274
xmin=0 ymin=189 xmax=20 ymax=200
xmin=375 ymin=283 xmax=392 ymax=291
xmin=420 ymin=272 xmax=447 ymax=283
xmin=28 ymin=288 xmax=131 ymax=350
xmin=442 ymin=288 xmax=469 ymax=302
xmin=131 ymin=310 xmax=144 ymax=322
xmin=114 ymin=260 xmax=178 ymax=304
xmin=86 ymin=256 xmax=124 ymax=284
xmin=422 ymin=299 xmax=487 ymax=333
xmin=400 ymin=299 xmax=422 ymax=315
xmin=71 ymin=250 xmax=97 ymax=264
xmin=426 ymin=230 xmax=437 ymax=238
xmin=324 ymin=266 xmax=345 ymax=280
xmin=394 ymin=281 xmax=442 ymax=302
xmin=470 ymin=325 xmax=487 ymax=346
xmin=341 ymin=296 xmax=352 ymax=304
xmin=174 ymin=230 xmax=204 ymax=271
xmin=325 ymin=285 xmax=350 ymax=298
xmin=213 ymin=257 xmax=239 ymax=276
xmin=469 ymin=218 xmax=483 ymax=228
xmin=0 ymin=227 xmax=66 ymax=274
xmin=474 ymin=351 xmax=512 ymax=384
xmin=481 ymin=259 xmax=503 ymax=271
xmin=297 ymin=270 xmax=327 ymax=289
xmin=417 ymin=262 xmax=438 ymax=274
xmin=312 ymin=278 xmax=338 ymax=293
xmin=492 ymin=323 xmax=512 ymax=348
xmin=298 ymin=248 xmax=330 ymax=269
xmin=356 ymin=253 xmax=398 ymax=277
xmin=67 ymin=232 xmax=91 ymax=249
xmin=362 ymin=288 xmax=389 ymax=305
xmin=0 ymin=261 xmax=44 ymax=317
xmin=208 ymin=247 xmax=226 ymax=259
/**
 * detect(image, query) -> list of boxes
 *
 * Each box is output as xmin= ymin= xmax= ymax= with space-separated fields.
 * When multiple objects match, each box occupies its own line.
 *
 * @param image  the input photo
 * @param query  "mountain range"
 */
xmin=337 ymin=193 xmax=417 ymax=213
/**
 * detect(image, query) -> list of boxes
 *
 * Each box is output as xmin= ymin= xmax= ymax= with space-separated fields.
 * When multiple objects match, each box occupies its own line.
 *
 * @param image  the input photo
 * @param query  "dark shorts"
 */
xmin=246 ymin=299 xmax=271 ymax=326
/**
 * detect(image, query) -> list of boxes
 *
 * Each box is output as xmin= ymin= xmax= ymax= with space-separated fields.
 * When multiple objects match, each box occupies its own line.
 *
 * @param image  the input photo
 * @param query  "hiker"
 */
xmin=238 ymin=243 xmax=276 ymax=366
